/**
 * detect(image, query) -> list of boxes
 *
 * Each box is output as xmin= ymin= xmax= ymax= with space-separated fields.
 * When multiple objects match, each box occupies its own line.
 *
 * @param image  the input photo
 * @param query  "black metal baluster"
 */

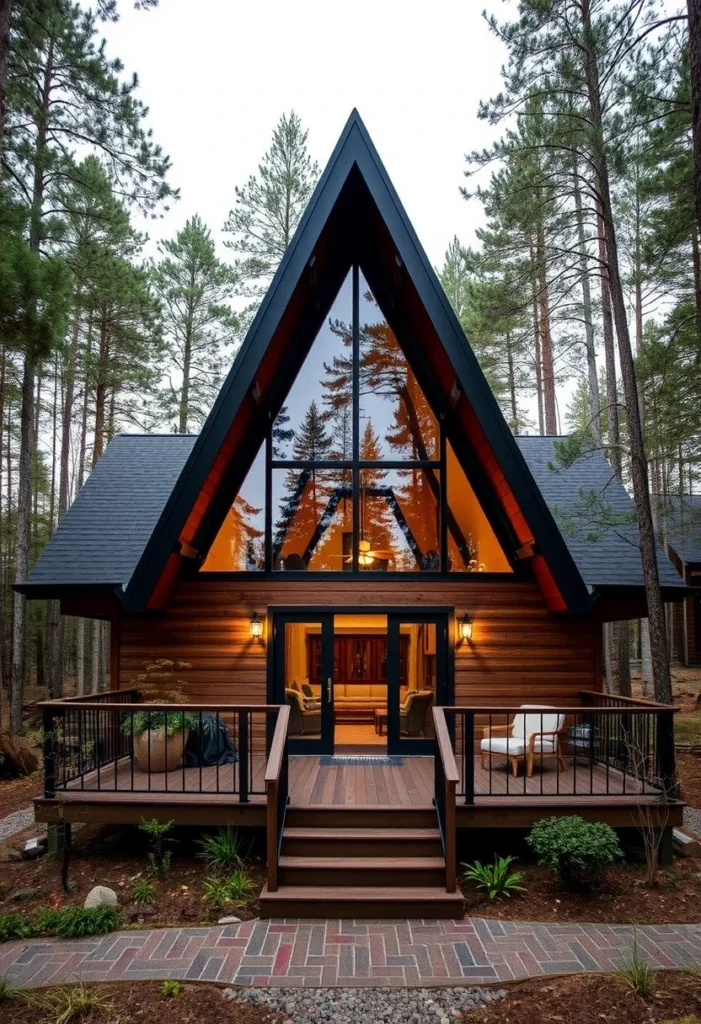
xmin=239 ymin=711 xmax=249 ymax=802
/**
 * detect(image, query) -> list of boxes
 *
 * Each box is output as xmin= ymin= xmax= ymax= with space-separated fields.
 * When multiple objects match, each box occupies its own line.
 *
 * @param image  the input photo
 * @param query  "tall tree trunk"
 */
xmin=76 ymin=618 xmax=85 ymax=696
xmin=582 ymin=0 xmax=672 ymax=705
xmin=505 ymin=330 xmax=517 ymax=429
xmin=10 ymin=36 xmax=54 ymax=733
xmin=77 ymin=313 xmax=93 ymax=490
xmin=572 ymin=148 xmax=602 ymax=441
xmin=688 ymin=0 xmax=701 ymax=237
xmin=90 ymin=619 xmax=101 ymax=694
xmin=536 ymin=228 xmax=557 ymax=433
xmin=596 ymin=201 xmax=622 ymax=476
xmin=0 ymin=0 xmax=13 ymax=167
xmin=0 ymin=344 xmax=5 ymax=693
xmin=530 ymin=246 xmax=545 ymax=434
xmin=691 ymin=228 xmax=701 ymax=342
xmin=93 ymin=309 xmax=108 ymax=466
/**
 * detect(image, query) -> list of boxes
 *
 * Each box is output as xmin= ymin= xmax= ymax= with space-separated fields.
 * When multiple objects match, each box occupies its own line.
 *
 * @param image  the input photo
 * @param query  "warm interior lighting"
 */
xmin=358 ymin=538 xmax=374 ymax=567
xmin=459 ymin=614 xmax=473 ymax=642
xmin=250 ymin=611 xmax=264 ymax=640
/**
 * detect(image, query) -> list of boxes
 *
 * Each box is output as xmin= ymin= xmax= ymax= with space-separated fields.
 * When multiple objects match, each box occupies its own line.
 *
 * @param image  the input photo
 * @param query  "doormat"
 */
xmin=319 ymin=755 xmax=403 ymax=767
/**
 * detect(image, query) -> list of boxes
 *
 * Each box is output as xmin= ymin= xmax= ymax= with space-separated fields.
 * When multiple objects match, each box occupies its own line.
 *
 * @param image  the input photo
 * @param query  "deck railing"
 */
xmin=265 ymin=704 xmax=290 ymax=892
xmin=441 ymin=693 xmax=678 ymax=804
xmin=40 ymin=694 xmax=283 ymax=801
xmin=433 ymin=707 xmax=458 ymax=892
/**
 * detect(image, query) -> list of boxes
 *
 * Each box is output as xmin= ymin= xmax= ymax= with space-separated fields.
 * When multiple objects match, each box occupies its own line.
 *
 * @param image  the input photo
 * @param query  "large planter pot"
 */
xmin=134 ymin=726 xmax=189 ymax=773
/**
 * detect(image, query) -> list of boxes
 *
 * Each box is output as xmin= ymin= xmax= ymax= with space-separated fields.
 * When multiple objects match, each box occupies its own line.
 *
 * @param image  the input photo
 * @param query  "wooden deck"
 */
xmin=34 ymin=753 xmax=683 ymax=832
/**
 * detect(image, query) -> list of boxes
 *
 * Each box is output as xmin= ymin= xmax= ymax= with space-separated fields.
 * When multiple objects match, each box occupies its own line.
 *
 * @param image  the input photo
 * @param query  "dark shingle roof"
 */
xmin=26 ymin=434 xmax=197 ymax=590
xmin=659 ymin=494 xmax=701 ymax=565
xmin=23 ymin=431 xmax=685 ymax=597
xmin=515 ymin=436 xmax=685 ymax=591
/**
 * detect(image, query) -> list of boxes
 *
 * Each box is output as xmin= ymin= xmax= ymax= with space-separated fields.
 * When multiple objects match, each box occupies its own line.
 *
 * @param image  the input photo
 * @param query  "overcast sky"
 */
xmin=102 ymin=0 xmax=508 ymax=268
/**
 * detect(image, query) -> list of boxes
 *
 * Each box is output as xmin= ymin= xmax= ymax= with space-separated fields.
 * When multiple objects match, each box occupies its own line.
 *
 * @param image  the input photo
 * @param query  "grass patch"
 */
xmin=27 ymin=980 xmax=113 ymax=1024
xmin=195 ymin=827 xmax=250 ymax=873
xmin=0 ymin=907 xmax=121 ymax=943
xmin=675 ymin=714 xmax=701 ymax=746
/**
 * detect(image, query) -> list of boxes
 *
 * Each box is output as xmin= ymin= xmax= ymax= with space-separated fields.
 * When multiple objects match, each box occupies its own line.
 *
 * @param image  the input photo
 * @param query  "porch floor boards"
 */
xmin=56 ymin=753 xmax=651 ymax=807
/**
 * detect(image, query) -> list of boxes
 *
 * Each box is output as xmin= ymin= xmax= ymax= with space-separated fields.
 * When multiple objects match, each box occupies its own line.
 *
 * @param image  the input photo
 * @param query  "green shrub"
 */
xmin=0 ymin=913 xmax=32 ymax=941
xmin=161 ymin=980 xmax=182 ymax=998
xmin=132 ymin=879 xmax=156 ymax=907
xmin=33 ymin=906 xmax=121 ymax=939
xmin=461 ymin=855 xmax=526 ymax=900
xmin=202 ymin=870 xmax=256 ymax=909
xmin=196 ymin=827 xmax=250 ymax=873
xmin=138 ymin=818 xmax=175 ymax=878
xmin=527 ymin=815 xmax=622 ymax=891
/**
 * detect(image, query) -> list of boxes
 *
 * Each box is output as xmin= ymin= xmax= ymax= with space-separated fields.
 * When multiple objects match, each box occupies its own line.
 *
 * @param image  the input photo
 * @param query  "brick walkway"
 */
xmin=1 ymin=918 xmax=700 ymax=989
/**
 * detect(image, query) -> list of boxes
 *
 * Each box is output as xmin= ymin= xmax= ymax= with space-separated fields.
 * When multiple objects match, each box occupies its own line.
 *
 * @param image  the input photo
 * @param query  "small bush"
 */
xmin=461 ymin=855 xmax=526 ymax=900
xmin=161 ymin=980 xmax=182 ymax=998
xmin=28 ymin=980 xmax=113 ymax=1023
xmin=202 ymin=870 xmax=256 ymax=909
xmin=0 ymin=912 xmax=32 ymax=941
xmin=617 ymin=928 xmax=654 ymax=998
xmin=139 ymin=818 xmax=175 ymax=878
xmin=196 ymin=827 xmax=250 ymax=873
xmin=132 ymin=878 xmax=156 ymax=907
xmin=527 ymin=815 xmax=622 ymax=891
xmin=33 ymin=906 xmax=121 ymax=939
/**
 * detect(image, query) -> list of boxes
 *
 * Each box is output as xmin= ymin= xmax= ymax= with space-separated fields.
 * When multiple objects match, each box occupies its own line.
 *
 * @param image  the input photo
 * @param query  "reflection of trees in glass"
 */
xmin=225 ymin=492 xmax=264 ymax=570
xmin=272 ymin=405 xmax=294 ymax=459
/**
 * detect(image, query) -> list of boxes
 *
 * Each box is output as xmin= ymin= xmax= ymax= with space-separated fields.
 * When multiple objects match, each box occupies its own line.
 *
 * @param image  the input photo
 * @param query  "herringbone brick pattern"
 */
xmin=1 ymin=919 xmax=700 ymax=989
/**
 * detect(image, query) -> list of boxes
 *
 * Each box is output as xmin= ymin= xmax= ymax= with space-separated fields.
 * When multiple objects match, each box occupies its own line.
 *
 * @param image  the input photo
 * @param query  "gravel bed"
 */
xmin=226 ymin=985 xmax=506 ymax=1023
xmin=0 ymin=806 xmax=34 ymax=841
xmin=684 ymin=804 xmax=701 ymax=835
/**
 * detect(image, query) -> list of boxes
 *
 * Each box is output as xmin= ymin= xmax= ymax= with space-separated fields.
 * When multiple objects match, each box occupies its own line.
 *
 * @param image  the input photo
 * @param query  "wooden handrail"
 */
xmin=40 ymin=701 xmax=283 ymax=713
xmin=45 ymin=689 xmax=139 ymax=704
xmin=265 ymin=705 xmax=290 ymax=893
xmin=439 ymin=704 xmax=679 ymax=715
xmin=433 ymin=708 xmax=458 ymax=893
xmin=579 ymin=689 xmax=676 ymax=709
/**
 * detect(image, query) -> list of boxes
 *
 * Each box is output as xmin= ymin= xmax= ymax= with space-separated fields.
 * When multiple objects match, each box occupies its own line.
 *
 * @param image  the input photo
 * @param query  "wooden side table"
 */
xmin=374 ymin=709 xmax=388 ymax=736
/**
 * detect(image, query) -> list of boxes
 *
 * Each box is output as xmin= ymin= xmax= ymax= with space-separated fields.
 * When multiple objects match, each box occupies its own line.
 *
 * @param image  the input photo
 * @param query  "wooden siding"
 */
xmin=118 ymin=579 xmax=601 ymax=705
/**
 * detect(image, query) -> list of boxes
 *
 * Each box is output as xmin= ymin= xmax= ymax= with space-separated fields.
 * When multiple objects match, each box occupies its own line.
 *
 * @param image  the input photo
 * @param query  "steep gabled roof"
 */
xmin=96 ymin=109 xmax=590 ymax=613
xmin=21 ymin=433 xmax=685 ymax=600
xmin=658 ymin=494 xmax=701 ymax=565
xmin=517 ymin=437 xmax=685 ymax=593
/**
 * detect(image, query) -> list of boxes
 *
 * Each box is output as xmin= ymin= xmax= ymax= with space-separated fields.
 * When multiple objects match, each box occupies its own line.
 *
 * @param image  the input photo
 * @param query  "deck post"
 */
xmin=656 ymin=708 xmax=678 ymax=798
xmin=42 ymin=706 xmax=57 ymax=799
xmin=238 ymin=711 xmax=249 ymax=802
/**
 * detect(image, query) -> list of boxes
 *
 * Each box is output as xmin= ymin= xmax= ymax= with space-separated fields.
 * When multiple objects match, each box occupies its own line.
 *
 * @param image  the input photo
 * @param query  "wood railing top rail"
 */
xmin=265 ymin=706 xmax=290 ymax=785
xmin=440 ymin=704 xmax=679 ymax=715
xmin=39 ymin=701 xmax=284 ymax=713
xmin=578 ymin=689 xmax=674 ymax=709
xmin=45 ymin=689 xmax=139 ymax=704
xmin=433 ymin=707 xmax=459 ymax=784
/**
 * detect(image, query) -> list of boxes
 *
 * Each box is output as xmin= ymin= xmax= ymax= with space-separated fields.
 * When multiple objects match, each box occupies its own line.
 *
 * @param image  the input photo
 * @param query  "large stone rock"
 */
xmin=84 ymin=885 xmax=118 ymax=909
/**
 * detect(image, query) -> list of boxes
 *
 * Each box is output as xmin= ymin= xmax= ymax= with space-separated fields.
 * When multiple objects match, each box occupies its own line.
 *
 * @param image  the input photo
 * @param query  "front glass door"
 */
xmin=386 ymin=612 xmax=450 ymax=755
xmin=273 ymin=613 xmax=334 ymax=754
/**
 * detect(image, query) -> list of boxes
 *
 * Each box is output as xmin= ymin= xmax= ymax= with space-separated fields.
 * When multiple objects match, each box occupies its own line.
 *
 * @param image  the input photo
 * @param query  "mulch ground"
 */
xmin=0 ymin=774 xmax=42 ymax=820
xmin=462 ymin=858 xmax=701 ymax=924
xmin=679 ymin=752 xmax=701 ymax=809
xmin=0 ymin=982 xmax=281 ymax=1024
xmin=464 ymin=970 xmax=701 ymax=1024
xmin=0 ymin=824 xmax=264 ymax=926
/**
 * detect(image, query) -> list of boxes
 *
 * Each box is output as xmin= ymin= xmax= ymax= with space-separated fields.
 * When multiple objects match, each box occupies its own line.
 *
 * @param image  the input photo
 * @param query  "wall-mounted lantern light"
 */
xmin=459 ymin=613 xmax=473 ymax=643
xmin=250 ymin=611 xmax=264 ymax=641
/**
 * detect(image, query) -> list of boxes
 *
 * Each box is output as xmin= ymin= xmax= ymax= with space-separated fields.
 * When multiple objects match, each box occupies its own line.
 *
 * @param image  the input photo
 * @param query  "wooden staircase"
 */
xmin=259 ymin=806 xmax=464 ymax=919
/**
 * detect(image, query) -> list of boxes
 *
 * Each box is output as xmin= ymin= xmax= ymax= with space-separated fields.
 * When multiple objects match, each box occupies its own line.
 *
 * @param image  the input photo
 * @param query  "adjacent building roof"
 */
xmin=516 ymin=437 xmax=685 ymax=593
xmin=659 ymin=493 xmax=701 ymax=565
xmin=21 ymin=431 xmax=685 ymax=601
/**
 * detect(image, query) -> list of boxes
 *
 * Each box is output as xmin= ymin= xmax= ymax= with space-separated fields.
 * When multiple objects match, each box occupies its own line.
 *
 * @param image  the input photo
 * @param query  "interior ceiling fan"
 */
xmin=345 ymin=537 xmax=395 ymax=566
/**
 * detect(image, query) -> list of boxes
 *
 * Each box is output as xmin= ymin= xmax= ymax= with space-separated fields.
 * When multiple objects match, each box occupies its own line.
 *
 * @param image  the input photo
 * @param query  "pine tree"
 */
xmin=152 ymin=216 xmax=239 ymax=433
xmin=223 ymin=111 xmax=319 ymax=306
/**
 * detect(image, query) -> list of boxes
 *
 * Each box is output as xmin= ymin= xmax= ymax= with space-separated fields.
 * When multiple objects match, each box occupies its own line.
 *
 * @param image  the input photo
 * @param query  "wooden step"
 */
xmin=286 ymin=805 xmax=437 ymax=829
xmin=278 ymin=855 xmax=446 ymax=888
xmin=281 ymin=826 xmax=443 ymax=858
xmin=259 ymin=883 xmax=465 ymax=919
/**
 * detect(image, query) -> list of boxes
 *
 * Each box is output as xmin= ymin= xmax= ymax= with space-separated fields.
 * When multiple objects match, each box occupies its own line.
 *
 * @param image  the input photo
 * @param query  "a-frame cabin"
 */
xmin=24 ymin=112 xmax=686 ymax=918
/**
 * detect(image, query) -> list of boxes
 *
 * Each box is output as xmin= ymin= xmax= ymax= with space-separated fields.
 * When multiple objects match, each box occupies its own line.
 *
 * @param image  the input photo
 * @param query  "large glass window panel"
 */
xmin=358 ymin=271 xmax=439 ymax=461
xmin=272 ymin=467 xmax=353 ymax=571
xmin=201 ymin=444 xmax=265 ymax=571
xmin=277 ymin=269 xmax=353 ymax=460
xmin=446 ymin=442 xmax=512 ymax=572
xmin=359 ymin=467 xmax=440 ymax=572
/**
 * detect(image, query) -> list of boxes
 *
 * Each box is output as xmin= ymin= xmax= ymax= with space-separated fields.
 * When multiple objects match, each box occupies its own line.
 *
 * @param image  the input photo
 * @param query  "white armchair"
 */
xmin=480 ymin=704 xmax=567 ymax=778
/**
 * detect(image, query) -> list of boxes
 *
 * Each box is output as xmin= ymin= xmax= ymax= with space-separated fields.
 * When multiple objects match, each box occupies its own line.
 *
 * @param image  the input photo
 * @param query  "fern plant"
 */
xmin=139 ymin=818 xmax=176 ymax=878
xmin=461 ymin=856 xmax=526 ymax=900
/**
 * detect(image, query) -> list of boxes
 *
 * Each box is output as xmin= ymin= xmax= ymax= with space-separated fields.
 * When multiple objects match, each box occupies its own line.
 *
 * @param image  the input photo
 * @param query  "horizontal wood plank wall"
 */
xmin=119 ymin=579 xmax=599 ymax=707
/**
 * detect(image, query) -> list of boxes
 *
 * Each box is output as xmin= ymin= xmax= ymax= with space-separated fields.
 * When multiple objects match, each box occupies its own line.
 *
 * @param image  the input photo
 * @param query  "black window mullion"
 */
xmin=440 ymin=422 xmax=448 ymax=572
xmin=352 ymin=263 xmax=360 ymax=574
xmin=264 ymin=428 xmax=273 ymax=572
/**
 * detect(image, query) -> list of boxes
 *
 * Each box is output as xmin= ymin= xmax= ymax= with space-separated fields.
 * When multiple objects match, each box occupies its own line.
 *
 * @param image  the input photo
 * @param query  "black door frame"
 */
xmin=267 ymin=606 xmax=454 ymax=756
xmin=386 ymin=611 xmax=452 ymax=756
xmin=270 ymin=611 xmax=335 ymax=755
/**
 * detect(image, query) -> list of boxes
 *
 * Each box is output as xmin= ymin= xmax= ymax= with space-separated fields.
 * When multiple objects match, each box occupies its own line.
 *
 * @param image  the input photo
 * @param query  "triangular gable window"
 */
xmin=201 ymin=266 xmax=512 ymax=574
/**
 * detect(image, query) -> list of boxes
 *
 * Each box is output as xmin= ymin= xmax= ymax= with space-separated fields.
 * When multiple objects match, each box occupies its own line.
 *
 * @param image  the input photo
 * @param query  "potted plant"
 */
xmin=122 ymin=660 xmax=196 ymax=773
